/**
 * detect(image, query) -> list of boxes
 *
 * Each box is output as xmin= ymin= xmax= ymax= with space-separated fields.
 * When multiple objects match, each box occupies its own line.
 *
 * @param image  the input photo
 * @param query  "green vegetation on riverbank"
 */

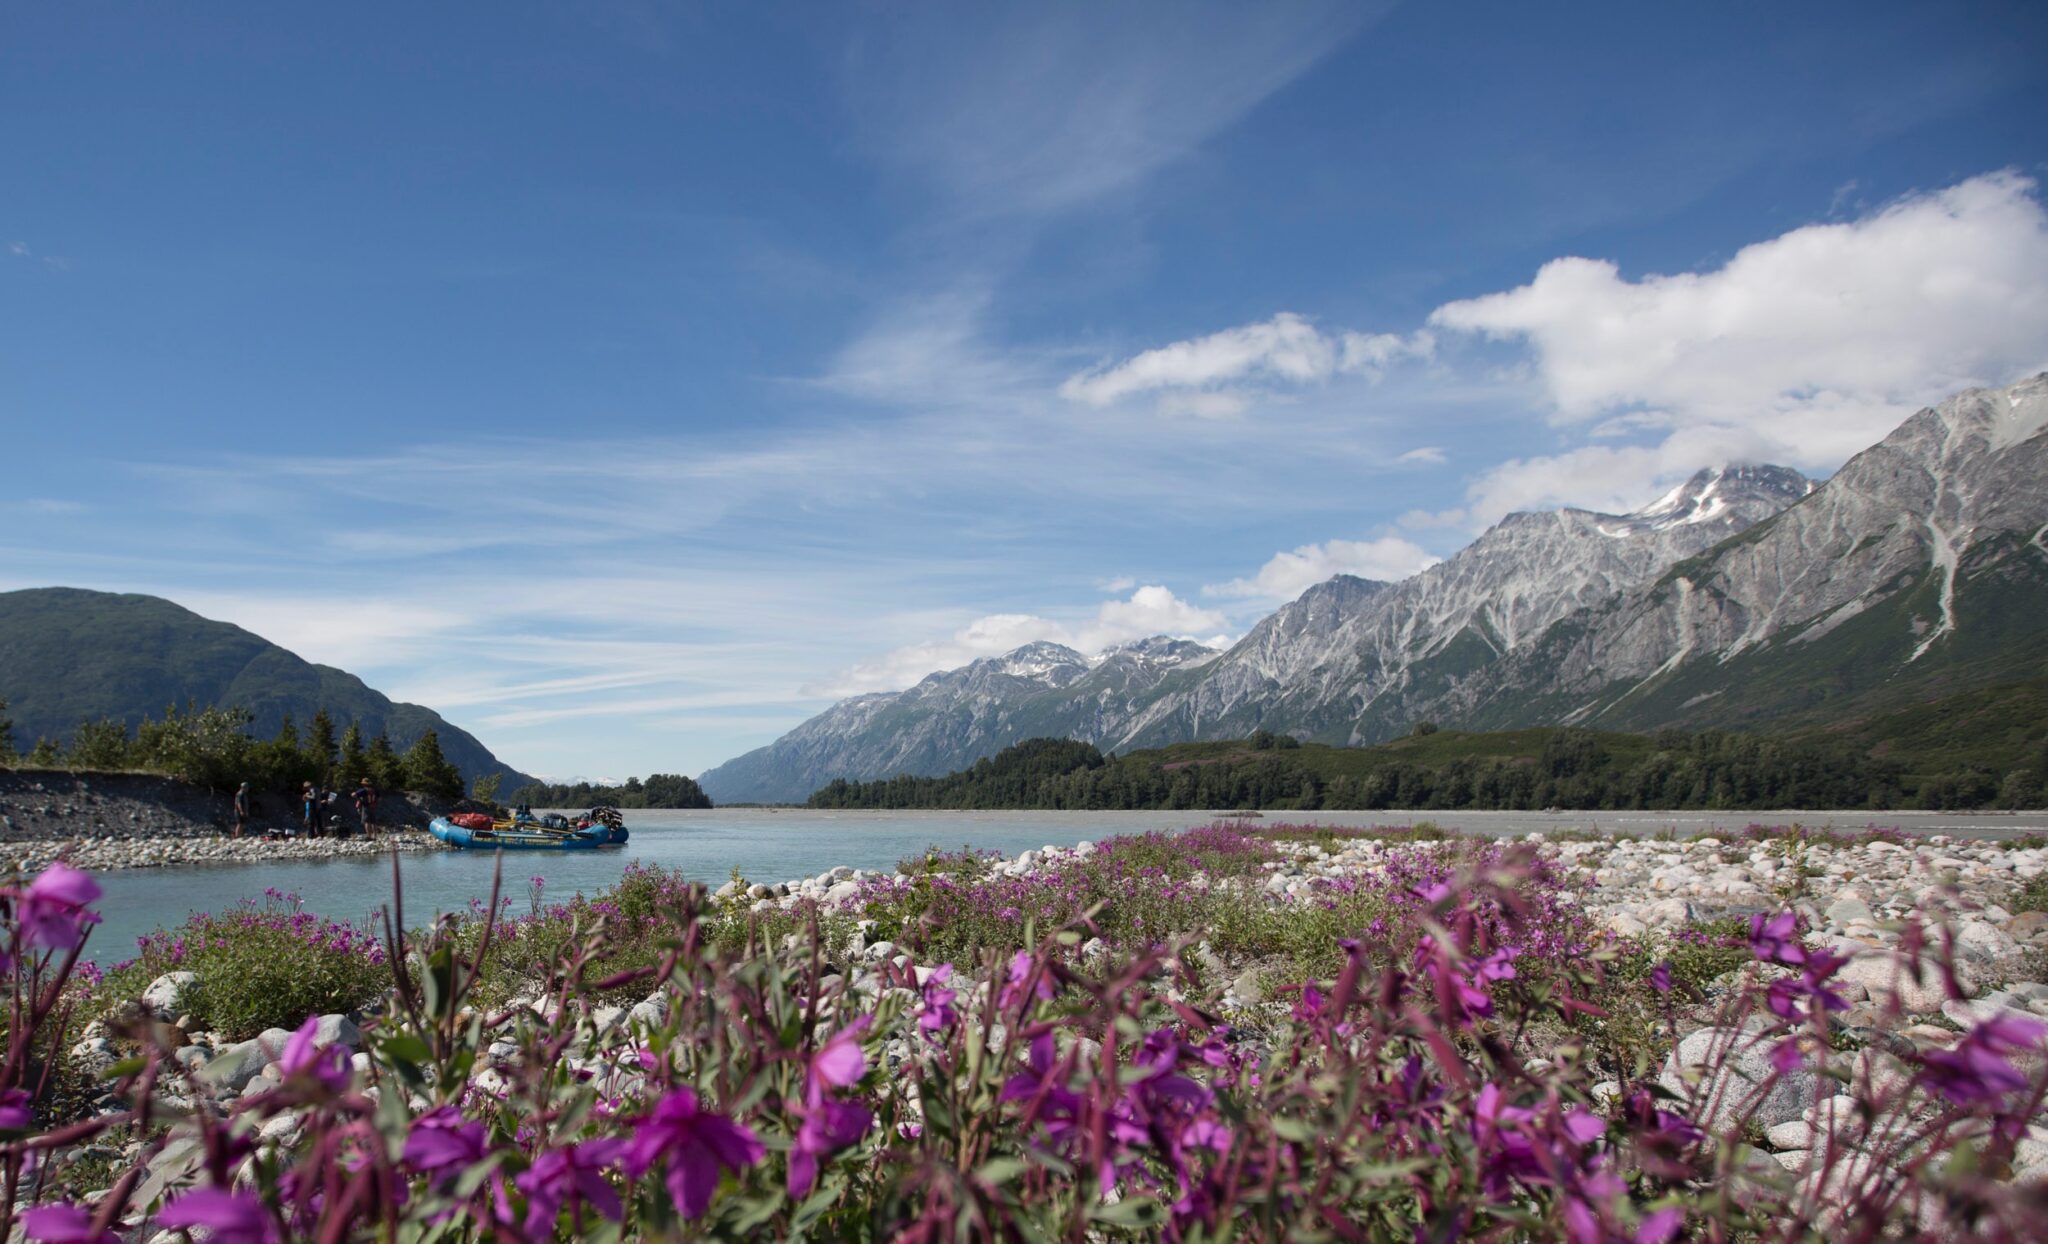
xmin=506 ymin=772 xmax=712 ymax=810
xmin=808 ymin=681 xmax=2048 ymax=811
xmin=2 ymin=701 xmax=467 ymax=799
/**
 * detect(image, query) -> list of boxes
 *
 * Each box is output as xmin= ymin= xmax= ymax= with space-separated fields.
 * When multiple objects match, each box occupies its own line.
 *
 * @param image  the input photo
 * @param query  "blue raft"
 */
xmin=428 ymin=814 xmax=629 ymax=852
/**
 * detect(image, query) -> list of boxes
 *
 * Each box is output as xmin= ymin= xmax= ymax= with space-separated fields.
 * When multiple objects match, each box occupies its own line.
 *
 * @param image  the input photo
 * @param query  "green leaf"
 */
xmin=974 ymin=1157 xmax=1032 ymax=1186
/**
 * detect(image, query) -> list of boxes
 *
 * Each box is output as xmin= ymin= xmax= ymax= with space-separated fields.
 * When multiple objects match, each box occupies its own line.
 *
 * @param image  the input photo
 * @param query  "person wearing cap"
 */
xmin=232 ymin=781 xmax=252 ymax=839
xmin=352 ymin=776 xmax=379 ymax=838
xmin=301 ymin=780 xmax=320 ymax=839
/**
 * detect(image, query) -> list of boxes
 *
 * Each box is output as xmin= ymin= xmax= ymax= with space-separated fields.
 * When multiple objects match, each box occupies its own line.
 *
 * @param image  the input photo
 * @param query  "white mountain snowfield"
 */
xmin=699 ymin=375 xmax=2048 ymax=804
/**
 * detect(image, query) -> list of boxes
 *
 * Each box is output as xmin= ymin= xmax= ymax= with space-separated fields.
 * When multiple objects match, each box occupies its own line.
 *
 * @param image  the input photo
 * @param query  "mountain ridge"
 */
xmin=0 ymin=587 xmax=537 ymax=789
xmin=703 ymin=377 xmax=2048 ymax=805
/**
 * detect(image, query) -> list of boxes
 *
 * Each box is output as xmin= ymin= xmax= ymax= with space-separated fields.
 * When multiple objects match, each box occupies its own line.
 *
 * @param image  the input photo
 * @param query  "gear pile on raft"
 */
xmin=428 ymin=805 xmax=630 ymax=851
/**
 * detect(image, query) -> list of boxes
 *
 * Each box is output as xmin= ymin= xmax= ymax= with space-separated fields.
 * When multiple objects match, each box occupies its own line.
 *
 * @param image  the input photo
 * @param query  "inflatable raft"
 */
xmin=429 ymin=807 xmax=629 ymax=852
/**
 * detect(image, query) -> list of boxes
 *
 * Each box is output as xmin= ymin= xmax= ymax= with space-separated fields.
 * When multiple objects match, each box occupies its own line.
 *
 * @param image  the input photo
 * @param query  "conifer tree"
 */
xmin=401 ymin=729 xmax=463 ymax=799
xmin=338 ymin=721 xmax=368 ymax=787
xmin=366 ymin=733 xmax=406 ymax=792
xmin=307 ymin=710 xmax=340 ymax=787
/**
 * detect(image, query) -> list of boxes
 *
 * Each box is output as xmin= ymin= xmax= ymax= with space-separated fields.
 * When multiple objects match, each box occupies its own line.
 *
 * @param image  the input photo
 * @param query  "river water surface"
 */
xmin=83 ymin=807 xmax=2048 ymax=962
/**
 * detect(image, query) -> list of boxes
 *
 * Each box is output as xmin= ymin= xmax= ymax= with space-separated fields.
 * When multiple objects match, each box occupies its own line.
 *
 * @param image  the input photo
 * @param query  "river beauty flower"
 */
xmin=624 ymin=1087 xmax=765 ymax=1219
xmin=516 ymin=1138 xmax=627 ymax=1234
xmin=1748 ymin=910 xmax=1805 ymax=968
xmin=1918 ymin=1013 xmax=2048 ymax=1108
xmin=19 ymin=863 xmax=102 ymax=951
xmin=278 ymin=1014 xmax=352 ymax=1094
xmin=788 ymin=1097 xmax=873 ymax=1198
xmin=917 ymin=963 xmax=958 ymax=1037
xmin=19 ymin=1202 xmax=118 ymax=1244
xmin=0 ymin=1088 xmax=32 ymax=1130
xmin=403 ymin=1106 xmax=490 ymax=1178
xmin=157 ymin=1188 xmax=277 ymax=1244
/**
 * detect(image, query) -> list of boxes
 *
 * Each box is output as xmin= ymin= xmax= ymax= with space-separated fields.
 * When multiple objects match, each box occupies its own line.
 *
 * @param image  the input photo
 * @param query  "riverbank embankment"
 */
xmin=0 ymin=768 xmax=450 ymax=870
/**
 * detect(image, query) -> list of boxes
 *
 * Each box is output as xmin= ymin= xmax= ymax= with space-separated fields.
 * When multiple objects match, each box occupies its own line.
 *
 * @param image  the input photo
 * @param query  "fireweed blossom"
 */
xmin=277 ymin=1015 xmax=352 ymax=1094
xmin=17 ymin=863 xmax=103 ymax=951
xmin=19 ymin=1202 xmax=119 ymax=1244
xmin=999 ymin=951 xmax=1054 ymax=1009
xmin=1919 ymin=1013 xmax=2048 ymax=1111
xmin=402 ymin=1107 xmax=490 ymax=1179
xmin=623 ymin=1087 xmax=765 ymax=1220
xmin=157 ymin=1187 xmax=278 ymax=1244
xmin=788 ymin=1019 xmax=875 ymax=1197
xmin=516 ymin=1138 xmax=627 ymax=1233
xmin=917 ymin=963 xmax=958 ymax=1037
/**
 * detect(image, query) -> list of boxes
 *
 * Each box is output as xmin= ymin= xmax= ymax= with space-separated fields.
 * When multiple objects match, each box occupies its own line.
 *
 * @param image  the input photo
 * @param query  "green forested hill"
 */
xmin=807 ymin=683 xmax=2048 ymax=812
xmin=0 ymin=587 xmax=535 ymax=788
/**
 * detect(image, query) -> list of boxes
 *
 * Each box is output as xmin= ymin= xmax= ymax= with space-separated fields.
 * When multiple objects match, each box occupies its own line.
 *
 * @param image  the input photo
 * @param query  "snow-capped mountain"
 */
xmin=1437 ymin=373 xmax=2048 ymax=732
xmin=697 ymin=635 xmax=1218 ymax=804
xmin=1107 ymin=464 xmax=1814 ymax=749
xmin=699 ymin=376 xmax=2048 ymax=804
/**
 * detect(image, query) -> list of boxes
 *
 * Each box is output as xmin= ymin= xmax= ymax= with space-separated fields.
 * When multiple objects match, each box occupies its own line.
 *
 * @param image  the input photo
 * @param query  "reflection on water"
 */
xmin=82 ymin=806 xmax=2044 ymax=962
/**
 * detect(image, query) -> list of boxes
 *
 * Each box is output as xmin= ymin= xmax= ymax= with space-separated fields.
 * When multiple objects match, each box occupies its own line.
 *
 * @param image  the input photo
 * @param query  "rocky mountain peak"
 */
xmin=1100 ymin=636 xmax=1221 ymax=667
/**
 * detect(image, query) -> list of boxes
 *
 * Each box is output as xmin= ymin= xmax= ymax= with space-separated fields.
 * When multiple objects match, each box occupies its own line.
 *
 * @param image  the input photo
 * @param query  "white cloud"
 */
xmin=1061 ymin=313 xmax=1332 ymax=406
xmin=1207 ymin=536 xmax=1439 ymax=601
xmin=1395 ymin=446 xmax=1446 ymax=465
xmin=810 ymin=585 xmax=1229 ymax=697
xmin=844 ymin=4 xmax=1374 ymax=218
xmin=1429 ymin=170 xmax=2048 ymax=470
xmin=1060 ymin=313 xmax=1432 ymax=412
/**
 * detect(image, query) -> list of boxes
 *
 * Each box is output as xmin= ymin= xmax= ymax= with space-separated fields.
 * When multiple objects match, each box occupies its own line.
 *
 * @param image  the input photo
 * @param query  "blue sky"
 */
xmin=5 ymin=2 xmax=2047 ymax=780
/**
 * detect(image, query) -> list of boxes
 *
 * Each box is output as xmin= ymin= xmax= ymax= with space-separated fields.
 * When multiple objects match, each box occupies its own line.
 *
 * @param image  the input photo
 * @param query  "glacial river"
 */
xmin=81 ymin=807 xmax=2048 ymax=962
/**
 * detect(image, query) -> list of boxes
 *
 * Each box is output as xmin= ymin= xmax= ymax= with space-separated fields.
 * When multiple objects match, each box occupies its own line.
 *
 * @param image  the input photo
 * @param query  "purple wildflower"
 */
xmin=516 ymin=1138 xmax=626 ymax=1234
xmin=624 ymin=1087 xmax=765 ymax=1220
xmin=917 ymin=964 xmax=958 ymax=1038
xmin=809 ymin=1018 xmax=870 ymax=1095
xmin=20 ymin=863 xmax=102 ymax=951
xmin=0 ymin=1087 xmax=32 ymax=1130
xmin=1649 ymin=960 xmax=1672 ymax=996
xmin=998 ymin=951 xmax=1054 ymax=1009
xmin=788 ymin=1097 xmax=873 ymax=1198
xmin=403 ymin=1106 xmax=490 ymax=1177
xmin=1748 ymin=910 xmax=1806 ymax=968
xmin=157 ymin=1188 xmax=277 ymax=1244
xmin=1919 ymin=1013 xmax=2048 ymax=1108
xmin=278 ymin=1015 xmax=351 ymax=1094
xmin=20 ymin=1202 xmax=118 ymax=1244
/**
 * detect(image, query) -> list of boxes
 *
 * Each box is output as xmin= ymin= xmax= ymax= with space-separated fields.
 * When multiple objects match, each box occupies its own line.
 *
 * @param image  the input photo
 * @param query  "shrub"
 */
xmin=98 ymin=891 xmax=388 ymax=1039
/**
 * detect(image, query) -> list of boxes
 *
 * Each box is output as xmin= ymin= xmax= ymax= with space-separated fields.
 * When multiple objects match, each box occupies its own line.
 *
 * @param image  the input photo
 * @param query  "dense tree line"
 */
xmin=0 ymin=701 xmax=466 ymax=799
xmin=809 ymin=728 xmax=2045 ymax=812
xmin=506 ymin=773 xmax=712 ymax=810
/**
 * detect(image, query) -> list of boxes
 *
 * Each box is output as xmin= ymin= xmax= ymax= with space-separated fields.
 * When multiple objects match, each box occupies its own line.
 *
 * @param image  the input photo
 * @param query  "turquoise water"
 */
xmin=79 ymin=807 xmax=2047 ymax=963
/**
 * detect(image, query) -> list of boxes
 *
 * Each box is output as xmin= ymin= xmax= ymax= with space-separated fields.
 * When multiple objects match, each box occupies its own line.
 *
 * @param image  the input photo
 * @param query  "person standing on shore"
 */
xmin=301 ymin=780 xmax=319 ymax=839
xmin=232 ymin=781 xmax=252 ymax=838
xmin=353 ymin=776 xmax=379 ymax=837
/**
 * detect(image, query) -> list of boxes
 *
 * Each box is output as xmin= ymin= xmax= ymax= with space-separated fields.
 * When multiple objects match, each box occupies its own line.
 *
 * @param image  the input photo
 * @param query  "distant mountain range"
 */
xmin=0 ymin=587 xmax=536 ymax=789
xmin=701 ymin=374 xmax=2048 ymax=804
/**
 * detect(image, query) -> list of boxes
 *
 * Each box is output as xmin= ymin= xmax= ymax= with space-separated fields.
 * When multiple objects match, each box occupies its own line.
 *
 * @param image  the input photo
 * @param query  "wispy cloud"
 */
xmin=841 ymin=4 xmax=1378 ymax=220
xmin=1206 ymin=537 xmax=1439 ymax=602
xmin=808 ymin=584 xmax=1230 ymax=697
xmin=1060 ymin=312 xmax=1433 ymax=413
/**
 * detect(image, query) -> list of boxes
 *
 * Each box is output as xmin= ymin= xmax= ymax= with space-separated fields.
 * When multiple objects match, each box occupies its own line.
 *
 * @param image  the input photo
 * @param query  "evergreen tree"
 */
xmin=338 ymin=722 xmax=368 ymax=787
xmin=366 ymin=733 xmax=406 ymax=792
xmin=401 ymin=729 xmax=464 ymax=799
xmin=27 ymin=738 xmax=59 ymax=767
xmin=0 ymin=697 xmax=12 ymax=763
xmin=307 ymin=710 xmax=340 ymax=787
